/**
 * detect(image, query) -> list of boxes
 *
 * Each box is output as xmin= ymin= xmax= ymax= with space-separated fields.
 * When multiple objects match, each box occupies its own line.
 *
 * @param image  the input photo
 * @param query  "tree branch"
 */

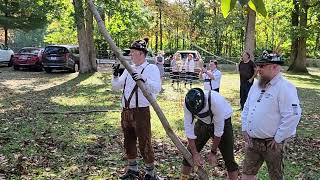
xmin=41 ymin=109 xmax=121 ymax=115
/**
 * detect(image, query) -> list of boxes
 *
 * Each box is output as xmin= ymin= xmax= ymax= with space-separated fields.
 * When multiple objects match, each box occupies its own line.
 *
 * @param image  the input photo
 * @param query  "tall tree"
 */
xmin=73 ymin=0 xmax=96 ymax=73
xmin=288 ymin=0 xmax=319 ymax=72
xmin=0 ymin=0 xmax=63 ymax=45
xmin=244 ymin=8 xmax=256 ymax=57
xmin=221 ymin=0 xmax=267 ymax=57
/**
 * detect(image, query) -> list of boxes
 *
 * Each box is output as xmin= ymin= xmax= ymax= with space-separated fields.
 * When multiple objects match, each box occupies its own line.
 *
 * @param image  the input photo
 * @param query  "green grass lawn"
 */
xmin=0 ymin=66 xmax=319 ymax=179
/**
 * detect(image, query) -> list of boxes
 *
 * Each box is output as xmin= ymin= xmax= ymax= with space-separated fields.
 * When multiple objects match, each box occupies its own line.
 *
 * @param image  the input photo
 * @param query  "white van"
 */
xmin=0 ymin=43 xmax=14 ymax=66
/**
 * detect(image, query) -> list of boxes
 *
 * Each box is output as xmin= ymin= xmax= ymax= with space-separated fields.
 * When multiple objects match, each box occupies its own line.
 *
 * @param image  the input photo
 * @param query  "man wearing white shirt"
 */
xmin=241 ymin=51 xmax=302 ymax=180
xmin=112 ymin=38 xmax=161 ymax=180
xmin=180 ymin=88 xmax=239 ymax=180
xmin=201 ymin=60 xmax=221 ymax=92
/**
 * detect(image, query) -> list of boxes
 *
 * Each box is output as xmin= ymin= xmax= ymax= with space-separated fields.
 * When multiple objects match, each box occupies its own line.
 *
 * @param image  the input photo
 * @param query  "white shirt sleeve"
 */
xmin=184 ymin=104 xmax=197 ymax=139
xmin=214 ymin=71 xmax=221 ymax=80
xmin=111 ymin=70 xmax=128 ymax=91
xmin=211 ymin=94 xmax=226 ymax=137
xmin=241 ymin=84 xmax=254 ymax=131
xmin=274 ymin=83 xmax=302 ymax=143
xmin=142 ymin=65 xmax=162 ymax=94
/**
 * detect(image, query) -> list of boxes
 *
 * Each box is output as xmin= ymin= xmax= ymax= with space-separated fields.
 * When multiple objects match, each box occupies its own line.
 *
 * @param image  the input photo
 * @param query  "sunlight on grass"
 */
xmin=1 ymin=68 xmax=319 ymax=179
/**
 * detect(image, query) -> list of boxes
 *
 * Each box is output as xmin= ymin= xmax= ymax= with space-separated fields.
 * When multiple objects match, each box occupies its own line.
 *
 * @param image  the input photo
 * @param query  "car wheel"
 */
xmin=13 ymin=65 xmax=19 ymax=70
xmin=70 ymin=63 xmax=79 ymax=73
xmin=35 ymin=66 xmax=43 ymax=72
xmin=44 ymin=68 xmax=52 ymax=73
xmin=8 ymin=56 xmax=13 ymax=67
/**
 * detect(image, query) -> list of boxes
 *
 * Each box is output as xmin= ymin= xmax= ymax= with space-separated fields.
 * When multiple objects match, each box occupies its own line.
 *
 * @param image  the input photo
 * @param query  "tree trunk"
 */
xmin=244 ymin=7 xmax=256 ymax=57
xmin=85 ymin=0 xmax=97 ymax=71
xmin=288 ymin=0 xmax=308 ymax=73
xmin=168 ymin=30 xmax=172 ymax=51
xmin=183 ymin=34 xmax=185 ymax=49
xmin=176 ymin=25 xmax=179 ymax=49
xmin=288 ymin=0 xmax=299 ymax=71
xmin=159 ymin=4 xmax=163 ymax=50
xmin=4 ymin=28 xmax=8 ymax=46
xmin=4 ymin=0 xmax=8 ymax=46
xmin=265 ymin=24 xmax=268 ymax=49
xmin=240 ymin=13 xmax=245 ymax=53
xmin=73 ymin=0 xmax=90 ymax=73
xmin=155 ymin=16 xmax=158 ymax=52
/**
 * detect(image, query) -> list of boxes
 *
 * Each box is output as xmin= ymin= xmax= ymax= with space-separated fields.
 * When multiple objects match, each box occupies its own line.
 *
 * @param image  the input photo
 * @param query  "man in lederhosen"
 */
xmin=112 ymin=38 xmax=161 ymax=180
xmin=180 ymin=88 xmax=239 ymax=180
xmin=241 ymin=51 xmax=301 ymax=180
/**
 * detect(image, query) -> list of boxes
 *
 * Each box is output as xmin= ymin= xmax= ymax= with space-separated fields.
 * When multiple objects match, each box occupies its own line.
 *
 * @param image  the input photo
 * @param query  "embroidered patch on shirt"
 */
xmin=292 ymin=104 xmax=298 ymax=115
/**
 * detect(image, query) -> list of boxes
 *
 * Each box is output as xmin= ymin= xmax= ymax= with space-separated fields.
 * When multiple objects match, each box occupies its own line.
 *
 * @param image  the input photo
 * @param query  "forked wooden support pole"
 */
xmin=87 ymin=0 xmax=209 ymax=179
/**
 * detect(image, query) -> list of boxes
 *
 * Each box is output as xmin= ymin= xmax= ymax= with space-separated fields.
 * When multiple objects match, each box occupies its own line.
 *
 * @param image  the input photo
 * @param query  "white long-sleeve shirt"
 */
xmin=241 ymin=73 xmax=302 ymax=143
xmin=111 ymin=61 xmax=161 ymax=108
xmin=184 ymin=59 xmax=195 ymax=72
xmin=202 ymin=69 xmax=222 ymax=90
xmin=184 ymin=90 xmax=233 ymax=139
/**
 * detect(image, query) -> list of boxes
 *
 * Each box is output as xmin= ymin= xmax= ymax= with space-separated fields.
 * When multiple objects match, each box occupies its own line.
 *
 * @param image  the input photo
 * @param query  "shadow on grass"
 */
xmin=0 ymin=70 xmax=123 ymax=178
xmin=285 ymin=73 xmax=320 ymax=87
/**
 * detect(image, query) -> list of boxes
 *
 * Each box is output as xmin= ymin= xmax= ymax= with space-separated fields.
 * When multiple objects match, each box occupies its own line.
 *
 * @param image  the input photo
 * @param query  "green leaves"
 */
xmin=221 ymin=0 xmax=237 ymax=18
xmin=248 ymin=0 xmax=267 ymax=17
xmin=221 ymin=0 xmax=267 ymax=18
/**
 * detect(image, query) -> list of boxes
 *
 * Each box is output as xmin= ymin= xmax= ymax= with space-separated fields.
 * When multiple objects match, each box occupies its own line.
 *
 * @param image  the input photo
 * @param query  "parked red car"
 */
xmin=13 ymin=47 xmax=43 ymax=71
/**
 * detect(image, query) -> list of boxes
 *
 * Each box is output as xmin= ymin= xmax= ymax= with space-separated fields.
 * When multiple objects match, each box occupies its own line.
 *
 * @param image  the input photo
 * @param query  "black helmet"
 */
xmin=255 ymin=50 xmax=283 ymax=65
xmin=185 ymin=88 xmax=205 ymax=114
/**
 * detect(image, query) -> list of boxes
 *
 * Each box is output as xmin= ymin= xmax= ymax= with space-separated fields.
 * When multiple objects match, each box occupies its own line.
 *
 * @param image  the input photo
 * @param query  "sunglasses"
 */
xmin=257 ymin=64 xmax=272 ymax=68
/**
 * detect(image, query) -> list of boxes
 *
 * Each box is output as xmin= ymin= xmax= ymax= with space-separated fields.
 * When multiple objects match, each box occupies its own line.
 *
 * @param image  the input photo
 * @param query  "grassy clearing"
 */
xmin=0 ymin=66 xmax=319 ymax=179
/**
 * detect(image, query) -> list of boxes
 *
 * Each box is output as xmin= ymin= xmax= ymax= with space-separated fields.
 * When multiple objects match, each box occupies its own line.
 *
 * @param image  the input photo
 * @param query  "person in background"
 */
xmin=184 ymin=54 xmax=195 ymax=88
xmin=241 ymin=51 xmax=302 ymax=180
xmin=201 ymin=60 xmax=221 ymax=92
xmin=238 ymin=51 xmax=257 ymax=110
xmin=112 ymin=38 xmax=161 ymax=180
xmin=171 ymin=53 xmax=182 ymax=88
xmin=155 ymin=51 xmax=165 ymax=90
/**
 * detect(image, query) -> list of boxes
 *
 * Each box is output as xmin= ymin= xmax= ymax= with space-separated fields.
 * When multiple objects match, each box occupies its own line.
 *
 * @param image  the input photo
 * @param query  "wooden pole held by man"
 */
xmin=87 ymin=0 xmax=209 ymax=179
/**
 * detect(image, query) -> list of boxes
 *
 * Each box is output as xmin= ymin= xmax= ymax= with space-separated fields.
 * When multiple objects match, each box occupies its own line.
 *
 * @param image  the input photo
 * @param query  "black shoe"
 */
xmin=120 ymin=169 xmax=139 ymax=179
xmin=144 ymin=174 xmax=158 ymax=180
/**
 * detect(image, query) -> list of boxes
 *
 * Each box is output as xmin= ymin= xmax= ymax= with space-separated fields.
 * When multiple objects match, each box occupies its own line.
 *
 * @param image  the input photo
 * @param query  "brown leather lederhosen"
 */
xmin=120 ymin=64 xmax=154 ymax=163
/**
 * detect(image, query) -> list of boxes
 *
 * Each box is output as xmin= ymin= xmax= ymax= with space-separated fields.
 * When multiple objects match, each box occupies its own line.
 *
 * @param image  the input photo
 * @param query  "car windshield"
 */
xmin=19 ymin=48 xmax=39 ymax=54
xmin=44 ymin=46 xmax=68 ymax=54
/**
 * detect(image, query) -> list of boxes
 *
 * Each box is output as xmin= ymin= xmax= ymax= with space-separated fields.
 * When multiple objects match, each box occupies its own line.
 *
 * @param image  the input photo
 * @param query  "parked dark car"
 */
xmin=13 ymin=47 xmax=43 ymax=71
xmin=42 ymin=45 xmax=79 ymax=73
